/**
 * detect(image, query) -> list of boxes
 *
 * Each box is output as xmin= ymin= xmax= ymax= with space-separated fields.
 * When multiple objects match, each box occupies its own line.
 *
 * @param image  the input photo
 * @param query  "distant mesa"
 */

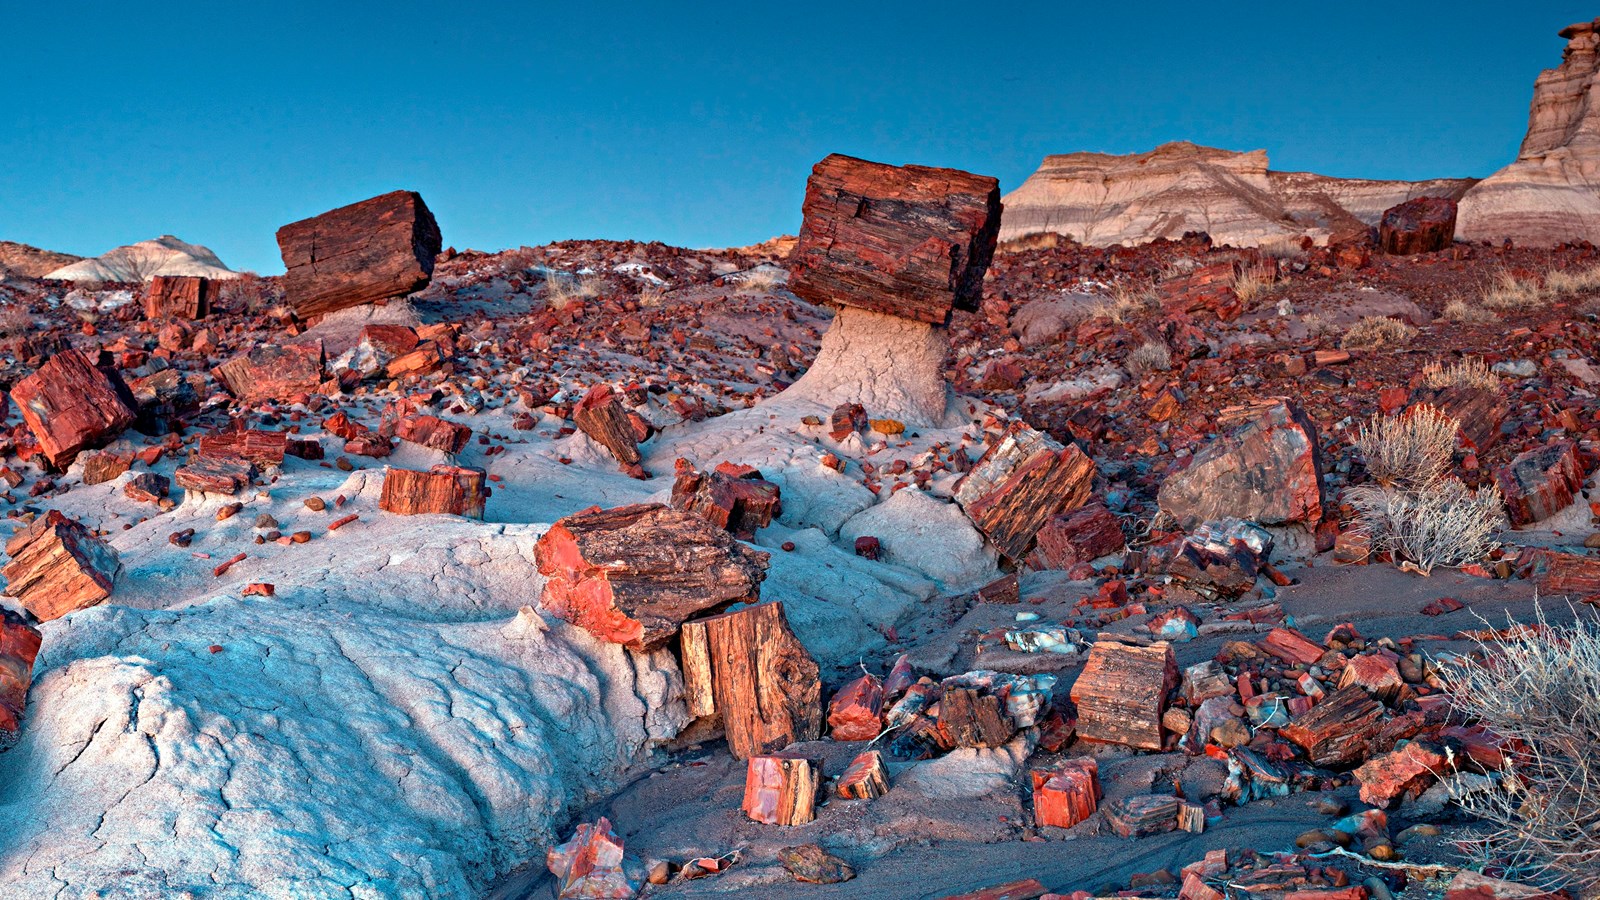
xmin=1457 ymin=18 xmax=1600 ymax=246
xmin=43 ymin=235 xmax=237 ymax=283
xmin=0 ymin=241 xmax=83 ymax=279
xmin=1000 ymin=141 xmax=1474 ymax=249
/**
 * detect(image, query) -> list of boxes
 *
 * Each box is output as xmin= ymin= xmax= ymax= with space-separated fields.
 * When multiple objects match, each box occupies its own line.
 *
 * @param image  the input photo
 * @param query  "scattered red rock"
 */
xmin=0 ymin=608 xmax=42 ymax=741
xmin=10 ymin=349 xmax=136 ymax=468
xmin=1 ymin=510 xmax=121 ymax=621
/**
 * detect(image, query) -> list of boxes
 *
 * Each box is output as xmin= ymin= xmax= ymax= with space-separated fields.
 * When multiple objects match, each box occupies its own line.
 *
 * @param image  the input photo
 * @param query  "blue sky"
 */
xmin=0 ymin=2 xmax=1591 ymax=273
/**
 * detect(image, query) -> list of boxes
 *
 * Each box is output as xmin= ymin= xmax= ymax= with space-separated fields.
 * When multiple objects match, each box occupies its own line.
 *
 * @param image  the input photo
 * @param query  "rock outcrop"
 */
xmin=0 ymin=241 xmax=81 ymax=278
xmin=1000 ymin=142 xmax=1472 ymax=248
xmin=43 ymin=235 xmax=236 ymax=282
xmin=1458 ymin=19 xmax=1600 ymax=246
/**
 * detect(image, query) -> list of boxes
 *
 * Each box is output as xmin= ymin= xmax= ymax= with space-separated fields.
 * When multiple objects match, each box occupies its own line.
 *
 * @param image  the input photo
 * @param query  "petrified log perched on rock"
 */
xmin=743 ymin=754 xmax=822 ymax=825
xmin=1157 ymin=398 xmax=1324 ymax=530
xmin=534 ymin=503 xmax=769 ymax=651
xmin=1280 ymin=685 xmax=1385 ymax=767
xmin=572 ymin=384 xmax=645 ymax=478
xmin=175 ymin=455 xmax=255 ymax=495
xmin=1378 ymin=197 xmax=1457 ymax=254
xmin=2 ymin=510 xmax=121 ymax=621
xmin=11 ymin=349 xmax=137 ymax=468
xmin=679 ymin=600 xmax=822 ymax=760
xmin=143 ymin=274 xmax=212 ymax=319
xmin=395 ymin=414 xmax=471 ymax=454
xmin=276 ymin=190 xmax=442 ymax=317
xmin=1071 ymin=641 xmax=1178 ymax=750
xmin=956 ymin=425 xmax=1095 ymax=562
xmin=789 ymin=153 xmax=1002 ymax=324
xmin=837 ymin=749 xmax=890 ymax=800
xmin=1032 ymin=758 xmax=1100 ymax=829
xmin=379 ymin=465 xmax=487 ymax=519
xmin=0 ymin=608 xmax=41 ymax=741
xmin=212 ymin=343 xmax=324 ymax=403
xmin=199 ymin=430 xmax=287 ymax=467
xmin=1497 ymin=441 xmax=1584 ymax=526
xmin=671 ymin=461 xmax=782 ymax=540
xmin=1028 ymin=504 xmax=1124 ymax=570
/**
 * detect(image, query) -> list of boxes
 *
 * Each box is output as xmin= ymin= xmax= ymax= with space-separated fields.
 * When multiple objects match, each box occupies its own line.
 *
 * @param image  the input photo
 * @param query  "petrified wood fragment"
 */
xmin=1158 ymin=398 xmax=1324 ymax=529
xmin=379 ymin=465 xmax=487 ymax=519
xmin=395 ymin=414 xmax=472 ymax=455
xmin=276 ymin=190 xmax=442 ymax=317
xmin=572 ymin=384 xmax=645 ymax=478
xmin=1103 ymin=794 xmax=1181 ymax=838
xmin=1280 ymin=685 xmax=1385 ymax=767
xmin=742 ymin=754 xmax=822 ymax=825
xmin=175 ymin=455 xmax=255 ymax=495
xmin=198 ymin=430 xmax=288 ymax=467
xmin=679 ymin=600 xmax=821 ymax=760
xmin=827 ymin=673 xmax=884 ymax=742
xmin=1409 ymin=384 xmax=1506 ymax=452
xmin=789 ymin=154 xmax=1002 ymax=324
xmin=143 ymin=274 xmax=212 ymax=319
xmin=11 ymin=349 xmax=136 ymax=468
xmin=2 ymin=510 xmax=121 ymax=621
xmin=1378 ymin=197 xmax=1457 ymax=255
xmin=955 ymin=425 xmax=1096 ymax=561
xmin=212 ymin=343 xmax=324 ymax=403
xmin=535 ymin=503 xmax=768 ymax=651
xmin=1497 ymin=441 xmax=1584 ymax=526
xmin=670 ymin=461 xmax=782 ymax=540
xmin=0 ymin=608 xmax=41 ymax=740
xmin=1028 ymin=504 xmax=1125 ymax=570
xmin=1031 ymin=757 xmax=1101 ymax=829
xmin=940 ymin=686 xmax=1015 ymax=748
xmin=837 ymin=749 xmax=890 ymax=800
xmin=81 ymin=450 xmax=132 ymax=486
xmin=1070 ymin=641 xmax=1178 ymax=751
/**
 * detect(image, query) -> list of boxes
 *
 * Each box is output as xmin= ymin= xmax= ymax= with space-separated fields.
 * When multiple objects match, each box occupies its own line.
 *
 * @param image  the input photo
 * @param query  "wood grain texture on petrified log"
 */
xmin=788 ymin=153 xmax=1002 ymax=324
xmin=379 ymin=465 xmax=487 ymax=519
xmin=1408 ymin=384 xmax=1506 ymax=452
xmin=1028 ymin=504 xmax=1125 ymax=570
xmin=276 ymin=190 xmax=442 ymax=317
xmin=1069 ymin=640 xmax=1178 ymax=751
xmin=395 ymin=414 xmax=471 ymax=454
xmin=1280 ymin=685 xmax=1385 ymax=768
xmin=955 ymin=425 xmax=1095 ymax=562
xmin=670 ymin=461 xmax=782 ymax=541
xmin=1157 ymin=397 xmax=1324 ymax=530
xmin=0 ymin=607 xmax=42 ymax=739
xmin=1031 ymin=757 xmax=1100 ymax=828
xmin=940 ymin=686 xmax=1016 ymax=748
xmin=212 ymin=342 xmax=324 ymax=403
xmin=143 ymin=275 xmax=212 ymax=319
xmin=679 ymin=600 xmax=822 ymax=760
xmin=837 ymin=749 xmax=890 ymax=800
xmin=10 ymin=349 xmax=137 ymax=468
xmin=175 ymin=455 xmax=255 ymax=495
xmin=534 ymin=503 xmax=769 ymax=651
xmin=1103 ymin=793 xmax=1181 ymax=838
xmin=1496 ymin=440 xmax=1584 ymax=526
xmin=742 ymin=754 xmax=822 ymax=825
xmin=572 ymin=384 xmax=644 ymax=477
xmin=198 ymin=430 xmax=288 ymax=467
xmin=1 ymin=510 xmax=121 ymax=622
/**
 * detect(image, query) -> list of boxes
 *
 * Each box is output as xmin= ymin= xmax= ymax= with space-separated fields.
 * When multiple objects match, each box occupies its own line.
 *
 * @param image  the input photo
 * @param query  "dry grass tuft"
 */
xmin=1342 ymin=315 xmax=1419 ymax=350
xmin=1126 ymin=340 xmax=1172 ymax=375
xmin=545 ymin=272 xmax=603 ymax=310
xmin=1354 ymin=407 xmax=1459 ymax=490
xmin=1087 ymin=283 xmax=1159 ymax=324
xmin=733 ymin=267 xmax=785 ymax=295
xmin=1440 ymin=605 xmax=1600 ymax=892
xmin=1482 ymin=270 xmax=1550 ymax=310
xmin=1232 ymin=263 xmax=1277 ymax=306
xmin=1258 ymin=236 xmax=1308 ymax=259
xmin=1444 ymin=297 xmax=1498 ymax=323
xmin=1423 ymin=358 xmax=1500 ymax=392
xmin=215 ymin=273 xmax=283 ymax=315
xmin=1543 ymin=263 xmax=1600 ymax=297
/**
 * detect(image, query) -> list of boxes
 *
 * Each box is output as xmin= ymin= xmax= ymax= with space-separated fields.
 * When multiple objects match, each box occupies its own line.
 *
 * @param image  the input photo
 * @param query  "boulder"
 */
xmin=955 ymin=424 xmax=1096 ymax=562
xmin=11 ymin=349 xmax=137 ymax=468
xmin=1377 ymin=197 xmax=1457 ymax=254
xmin=788 ymin=153 xmax=1001 ymax=324
xmin=1158 ymin=398 xmax=1324 ymax=530
xmin=143 ymin=274 xmax=213 ymax=319
xmin=212 ymin=343 xmax=324 ymax=403
xmin=276 ymin=190 xmax=442 ymax=317
xmin=1 ymin=511 xmax=121 ymax=622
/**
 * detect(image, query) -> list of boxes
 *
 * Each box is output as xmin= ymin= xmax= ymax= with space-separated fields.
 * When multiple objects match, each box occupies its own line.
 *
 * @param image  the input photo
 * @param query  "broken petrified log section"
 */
xmin=1497 ymin=440 xmax=1584 ymax=526
xmin=955 ymin=424 xmax=1096 ymax=561
xmin=670 ymin=460 xmax=782 ymax=540
xmin=143 ymin=274 xmax=213 ymax=319
xmin=545 ymin=816 xmax=636 ymax=899
xmin=572 ymin=384 xmax=647 ymax=478
xmin=1031 ymin=757 xmax=1100 ymax=829
xmin=379 ymin=465 xmax=488 ymax=519
xmin=827 ymin=673 xmax=884 ymax=741
xmin=788 ymin=153 xmax=1002 ymax=325
xmin=1070 ymin=641 xmax=1178 ymax=751
xmin=940 ymin=686 xmax=1016 ymax=748
xmin=1028 ymin=504 xmax=1125 ymax=570
xmin=679 ymin=600 xmax=822 ymax=760
xmin=1378 ymin=197 xmax=1458 ymax=255
xmin=1280 ymin=685 xmax=1386 ymax=767
xmin=742 ymin=754 xmax=823 ymax=825
xmin=534 ymin=503 xmax=769 ymax=651
xmin=276 ymin=190 xmax=442 ymax=318
xmin=2 ymin=510 xmax=121 ymax=621
xmin=212 ymin=342 xmax=324 ymax=403
xmin=395 ymin=414 xmax=472 ymax=454
xmin=1157 ymin=398 xmax=1324 ymax=530
xmin=837 ymin=749 xmax=890 ymax=800
xmin=198 ymin=430 xmax=288 ymax=467
xmin=175 ymin=454 xmax=255 ymax=495
xmin=11 ymin=349 xmax=137 ymax=468
xmin=0 ymin=608 xmax=42 ymax=741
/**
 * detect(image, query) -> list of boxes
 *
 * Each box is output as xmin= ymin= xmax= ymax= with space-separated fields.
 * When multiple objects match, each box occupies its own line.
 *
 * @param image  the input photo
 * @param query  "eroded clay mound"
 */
xmin=44 ymin=236 xmax=237 ymax=283
xmin=777 ymin=306 xmax=955 ymax=428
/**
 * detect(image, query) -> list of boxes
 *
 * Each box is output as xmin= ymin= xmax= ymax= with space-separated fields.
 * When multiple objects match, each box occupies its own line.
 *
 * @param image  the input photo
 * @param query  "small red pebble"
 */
xmin=214 ymin=552 xmax=247 ymax=577
xmin=328 ymin=513 xmax=359 ymax=530
xmin=781 ymin=541 xmax=796 ymax=551
xmin=208 ymin=645 xmax=223 ymax=654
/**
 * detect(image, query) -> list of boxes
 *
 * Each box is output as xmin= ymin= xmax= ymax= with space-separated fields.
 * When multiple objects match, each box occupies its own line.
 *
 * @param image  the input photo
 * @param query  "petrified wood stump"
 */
xmin=11 ymin=349 xmax=136 ymax=468
xmin=679 ymin=600 xmax=822 ymax=760
xmin=143 ymin=274 xmax=212 ymax=319
xmin=1070 ymin=641 xmax=1178 ymax=751
xmin=379 ymin=465 xmax=488 ymax=519
xmin=534 ymin=503 xmax=769 ymax=651
xmin=789 ymin=153 xmax=1002 ymax=324
xmin=2 ymin=510 xmax=121 ymax=621
xmin=0 ymin=608 xmax=41 ymax=741
xmin=572 ymin=384 xmax=645 ymax=478
xmin=276 ymin=190 xmax=442 ymax=318
xmin=742 ymin=754 xmax=822 ymax=825
xmin=955 ymin=425 xmax=1096 ymax=562
xmin=212 ymin=343 xmax=324 ymax=403
xmin=1032 ymin=757 xmax=1100 ymax=829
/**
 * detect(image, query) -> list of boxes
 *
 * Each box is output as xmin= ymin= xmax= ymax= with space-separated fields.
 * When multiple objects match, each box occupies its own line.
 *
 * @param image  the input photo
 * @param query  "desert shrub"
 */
xmin=1482 ymin=270 xmax=1549 ymax=310
xmin=545 ymin=272 xmax=603 ymax=310
xmin=1440 ymin=606 xmax=1600 ymax=892
xmin=1353 ymin=407 xmax=1459 ymax=490
xmin=1297 ymin=312 xmax=1337 ymax=337
xmin=1542 ymin=262 xmax=1600 ymax=297
xmin=1087 ymin=283 xmax=1158 ymax=324
xmin=1423 ymin=358 xmax=1499 ymax=392
xmin=1258 ymin=235 xmax=1308 ymax=259
xmin=1232 ymin=263 xmax=1277 ymax=306
xmin=215 ymin=273 xmax=283 ymax=314
xmin=1444 ymin=298 xmax=1498 ymax=323
xmin=1347 ymin=478 xmax=1505 ymax=575
xmin=1341 ymin=315 xmax=1419 ymax=350
xmin=734 ymin=266 xmax=785 ymax=294
xmin=1126 ymin=340 xmax=1171 ymax=375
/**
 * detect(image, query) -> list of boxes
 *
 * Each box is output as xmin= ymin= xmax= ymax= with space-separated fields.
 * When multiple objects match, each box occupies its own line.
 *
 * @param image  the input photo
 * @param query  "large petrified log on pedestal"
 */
xmin=11 ymin=349 xmax=137 ymax=468
xmin=534 ymin=503 xmax=768 ymax=651
xmin=1157 ymin=398 xmax=1324 ymax=530
xmin=144 ymin=274 xmax=213 ymax=319
xmin=2 ymin=510 xmax=121 ymax=621
xmin=379 ymin=465 xmax=488 ymax=519
xmin=212 ymin=343 xmax=324 ymax=403
xmin=679 ymin=600 xmax=822 ymax=760
xmin=276 ymin=190 xmax=442 ymax=318
xmin=1070 ymin=641 xmax=1178 ymax=751
xmin=955 ymin=424 xmax=1096 ymax=562
xmin=789 ymin=154 xmax=1001 ymax=325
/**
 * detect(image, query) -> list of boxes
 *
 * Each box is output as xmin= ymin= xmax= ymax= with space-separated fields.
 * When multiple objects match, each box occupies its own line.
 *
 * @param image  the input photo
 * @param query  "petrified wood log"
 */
xmin=1378 ymin=197 xmax=1457 ymax=255
xmin=742 ymin=754 xmax=822 ymax=825
xmin=670 ymin=461 xmax=782 ymax=540
xmin=2 ymin=510 xmax=121 ymax=621
xmin=940 ymin=686 xmax=1016 ymax=748
xmin=789 ymin=154 xmax=1001 ymax=324
xmin=679 ymin=600 xmax=822 ymax=760
xmin=1258 ymin=627 xmax=1326 ymax=666
xmin=0 ymin=608 xmax=41 ymax=741
xmin=1103 ymin=794 xmax=1181 ymax=838
xmin=1531 ymin=548 xmax=1600 ymax=595
xmin=1157 ymin=398 xmax=1324 ymax=529
xmin=81 ymin=450 xmax=132 ymax=486
xmin=535 ymin=503 xmax=769 ymax=651
xmin=827 ymin=673 xmax=884 ymax=742
xmin=1028 ymin=504 xmax=1125 ymax=570
xmin=837 ymin=749 xmax=890 ymax=800
xmin=955 ymin=425 xmax=1096 ymax=561
xmin=122 ymin=472 xmax=169 ymax=503
xmin=175 ymin=455 xmax=255 ymax=495
xmin=395 ymin=414 xmax=472 ymax=454
xmin=1280 ymin=685 xmax=1385 ymax=768
xmin=198 ymin=430 xmax=288 ymax=467
xmin=11 ymin=349 xmax=137 ymax=468
xmin=572 ymin=384 xmax=645 ymax=478
xmin=1497 ymin=441 xmax=1584 ymax=526
xmin=276 ymin=190 xmax=442 ymax=317
xmin=1031 ymin=757 xmax=1101 ymax=829
xmin=143 ymin=274 xmax=212 ymax=319
xmin=1409 ymin=384 xmax=1506 ymax=452
xmin=212 ymin=342 xmax=324 ymax=403
xmin=379 ymin=465 xmax=487 ymax=519
xmin=1070 ymin=641 xmax=1178 ymax=751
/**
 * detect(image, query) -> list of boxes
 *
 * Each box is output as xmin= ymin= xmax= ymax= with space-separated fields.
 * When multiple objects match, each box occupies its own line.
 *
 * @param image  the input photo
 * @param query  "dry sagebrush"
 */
xmin=1441 ymin=606 xmax=1600 ymax=892
xmin=1424 ymin=357 xmax=1500 ymax=392
xmin=1353 ymin=407 xmax=1459 ymax=490
xmin=1126 ymin=340 xmax=1172 ymax=375
xmin=1341 ymin=315 xmax=1419 ymax=350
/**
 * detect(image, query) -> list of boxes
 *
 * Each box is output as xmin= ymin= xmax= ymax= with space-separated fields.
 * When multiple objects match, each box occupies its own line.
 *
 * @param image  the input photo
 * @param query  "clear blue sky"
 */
xmin=0 ymin=2 xmax=1592 ymax=273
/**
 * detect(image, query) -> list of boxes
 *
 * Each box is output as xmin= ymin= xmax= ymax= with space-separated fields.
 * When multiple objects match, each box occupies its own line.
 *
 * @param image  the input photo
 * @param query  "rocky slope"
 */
xmin=45 ymin=235 xmax=237 ymax=282
xmin=0 ymin=241 xmax=81 ymax=279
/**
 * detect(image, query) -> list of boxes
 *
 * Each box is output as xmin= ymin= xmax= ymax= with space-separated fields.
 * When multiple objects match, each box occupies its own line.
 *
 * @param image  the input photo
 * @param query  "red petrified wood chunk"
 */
xmin=1071 ymin=641 xmax=1178 ymax=751
xmin=1103 ymin=793 xmax=1181 ymax=838
xmin=122 ymin=472 xmax=169 ymax=503
xmin=1032 ymin=757 xmax=1101 ymax=828
xmin=10 ymin=349 xmax=137 ymax=468
xmin=1259 ymin=627 xmax=1327 ymax=666
xmin=1530 ymin=549 xmax=1600 ymax=595
xmin=1496 ymin=441 xmax=1585 ymax=526
xmin=572 ymin=384 xmax=646 ymax=478
xmin=1158 ymin=398 xmax=1325 ymax=529
xmin=679 ymin=600 xmax=822 ymax=760
xmin=276 ymin=190 xmax=443 ymax=318
xmin=935 ymin=879 xmax=1050 ymax=900
xmin=828 ymin=673 xmax=884 ymax=741
xmin=955 ymin=424 xmax=1096 ymax=561
xmin=1378 ymin=197 xmax=1458 ymax=255
xmin=0 ymin=608 xmax=42 ymax=740
xmin=670 ymin=459 xmax=782 ymax=540
xmin=1444 ymin=870 xmax=1572 ymax=900
xmin=212 ymin=343 xmax=324 ymax=403
xmin=395 ymin=414 xmax=472 ymax=454
xmin=1355 ymin=740 xmax=1447 ymax=807
xmin=1280 ymin=685 xmax=1386 ymax=767
xmin=788 ymin=153 xmax=1002 ymax=325
xmin=1028 ymin=504 xmax=1125 ymax=570
xmin=199 ymin=430 xmax=288 ymax=467
xmin=829 ymin=402 xmax=867 ymax=441
xmin=81 ymin=450 xmax=132 ymax=486
xmin=837 ymin=749 xmax=890 ymax=799
xmin=742 ymin=754 xmax=823 ymax=825
xmin=379 ymin=465 xmax=488 ymax=519
xmin=1 ymin=510 xmax=121 ymax=622
xmin=143 ymin=274 xmax=212 ymax=319
xmin=534 ymin=503 xmax=769 ymax=651
xmin=1409 ymin=384 xmax=1506 ymax=453
xmin=1338 ymin=653 xmax=1404 ymax=702
xmin=175 ymin=455 xmax=255 ymax=495
xmin=545 ymin=816 xmax=636 ymax=900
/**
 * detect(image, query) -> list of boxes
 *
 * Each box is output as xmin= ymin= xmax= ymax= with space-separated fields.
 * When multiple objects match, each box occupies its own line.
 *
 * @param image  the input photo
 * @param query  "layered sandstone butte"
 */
xmin=276 ymin=190 xmax=442 ymax=317
xmin=44 ymin=236 xmax=236 ymax=282
xmin=1458 ymin=19 xmax=1600 ymax=246
xmin=788 ymin=153 xmax=1001 ymax=324
xmin=1000 ymin=142 xmax=1472 ymax=248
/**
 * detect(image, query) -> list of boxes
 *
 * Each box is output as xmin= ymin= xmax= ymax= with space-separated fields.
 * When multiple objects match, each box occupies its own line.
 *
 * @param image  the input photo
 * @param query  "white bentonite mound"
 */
xmin=44 ymin=235 xmax=238 ymax=282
